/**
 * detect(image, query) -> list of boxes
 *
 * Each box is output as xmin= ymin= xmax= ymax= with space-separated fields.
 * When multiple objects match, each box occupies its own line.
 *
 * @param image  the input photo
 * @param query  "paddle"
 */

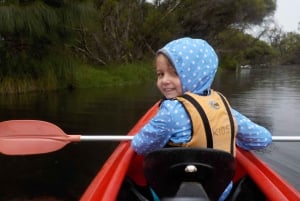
xmin=0 ymin=120 xmax=299 ymax=155
xmin=0 ymin=120 xmax=134 ymax=155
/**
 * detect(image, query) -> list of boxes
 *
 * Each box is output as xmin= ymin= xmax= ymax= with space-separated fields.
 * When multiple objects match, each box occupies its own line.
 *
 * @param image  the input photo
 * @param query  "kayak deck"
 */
xmin=80 ymin=102 xmax=300 ymax=201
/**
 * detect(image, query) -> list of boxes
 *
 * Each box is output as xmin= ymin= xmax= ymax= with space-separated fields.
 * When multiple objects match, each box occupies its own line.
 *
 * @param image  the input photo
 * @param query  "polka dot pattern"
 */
xmin=232 ymin=109 xmax=272 ymax=150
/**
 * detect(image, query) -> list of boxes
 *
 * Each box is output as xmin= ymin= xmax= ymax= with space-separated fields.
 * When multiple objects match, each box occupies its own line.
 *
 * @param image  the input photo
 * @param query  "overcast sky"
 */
xmin=274 ymin=0 xmax=300 ymax=32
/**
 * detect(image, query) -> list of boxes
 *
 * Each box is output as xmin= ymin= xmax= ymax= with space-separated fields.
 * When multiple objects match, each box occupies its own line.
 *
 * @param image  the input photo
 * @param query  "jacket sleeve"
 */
xmin=131 ymin=107 xmax=173 ymax=155
xmin=231 ymin=109 xmax=272 ymax=150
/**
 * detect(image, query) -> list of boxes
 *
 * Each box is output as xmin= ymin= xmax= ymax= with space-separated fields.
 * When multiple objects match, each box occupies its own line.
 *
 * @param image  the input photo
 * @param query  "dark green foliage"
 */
xmin=217 ymin=29 xmax=277 ymax=69
xmin=71 ymin=0 xmax=277 ymax=66
xmin=3 ymin=0 xmax=297 ymax=93
xmin=0 ymin=0 xmax=95 ymax=77
xmin=278 ymin=32 xmax=300 ymax=64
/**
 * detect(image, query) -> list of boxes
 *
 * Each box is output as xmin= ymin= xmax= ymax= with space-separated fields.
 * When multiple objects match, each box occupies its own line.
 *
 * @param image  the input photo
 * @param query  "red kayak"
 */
xmin=80 ymin=102 xmax=300 ymax=201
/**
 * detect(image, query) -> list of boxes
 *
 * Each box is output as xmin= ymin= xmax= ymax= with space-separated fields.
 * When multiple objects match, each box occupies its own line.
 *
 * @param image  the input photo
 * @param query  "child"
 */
xmin=131 ymin=37 xmax=272 ymax=200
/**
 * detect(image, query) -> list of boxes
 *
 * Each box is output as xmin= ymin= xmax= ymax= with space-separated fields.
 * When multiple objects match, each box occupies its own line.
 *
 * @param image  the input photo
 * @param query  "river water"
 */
xmin=0 ymin=65 xmax=299 ymax=200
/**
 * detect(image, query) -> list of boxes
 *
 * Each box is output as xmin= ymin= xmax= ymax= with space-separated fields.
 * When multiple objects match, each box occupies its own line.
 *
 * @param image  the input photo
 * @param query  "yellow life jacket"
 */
xmin=170 ymin=90 xmax=237 ymax=156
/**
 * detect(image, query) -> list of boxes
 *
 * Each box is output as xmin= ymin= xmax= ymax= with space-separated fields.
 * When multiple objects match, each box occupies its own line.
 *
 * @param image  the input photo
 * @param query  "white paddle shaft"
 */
xmin=79 ymin=135 xmax=299 ymax=142
xmin=80 ymin=135 xmax=134 ymax=141
xmin=271 ymin=136 xmax=300 ymax=142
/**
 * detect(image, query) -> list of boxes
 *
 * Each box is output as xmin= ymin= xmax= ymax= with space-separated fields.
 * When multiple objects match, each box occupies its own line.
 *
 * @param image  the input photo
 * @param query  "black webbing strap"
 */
xmin=217 ymin=93 xmax=235 ymax=154
xmin=181 ymin=94 xmax=213 ymax=148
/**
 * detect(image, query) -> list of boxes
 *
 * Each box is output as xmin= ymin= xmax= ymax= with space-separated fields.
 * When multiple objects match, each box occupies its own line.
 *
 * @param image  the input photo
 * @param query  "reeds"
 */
xmin=0 ymin=61 xmax=155 ymax=94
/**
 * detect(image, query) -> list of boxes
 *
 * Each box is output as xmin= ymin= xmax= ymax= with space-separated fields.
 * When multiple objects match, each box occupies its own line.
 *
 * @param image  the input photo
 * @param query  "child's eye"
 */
xmin=157 ymin=72 xmax=163 ymax=78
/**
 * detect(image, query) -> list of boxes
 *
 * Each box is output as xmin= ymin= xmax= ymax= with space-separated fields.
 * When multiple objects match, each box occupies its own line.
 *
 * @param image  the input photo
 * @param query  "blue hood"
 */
xmin=158 ymin=37 xmax=218 ymax=95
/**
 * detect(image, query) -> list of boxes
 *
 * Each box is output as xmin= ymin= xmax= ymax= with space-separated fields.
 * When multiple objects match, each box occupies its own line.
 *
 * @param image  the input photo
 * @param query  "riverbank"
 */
xmin=0 ymin=61 xmax=155 ymax=94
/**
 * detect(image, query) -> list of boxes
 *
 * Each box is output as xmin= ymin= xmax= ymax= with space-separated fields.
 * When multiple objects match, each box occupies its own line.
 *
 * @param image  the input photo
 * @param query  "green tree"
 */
xmin=244 ymin=39 xmax=277 ymax=65
xmin=73 ymin=0 xmax=179 ymax=64
xmin=0 ymin=0 xmax=95 ymax=77
xmin=78 ymin=0 xmax=276 ymax=65
xmin=279 ymin=32 xmax=300 ymax=64
xmin=217 ymin=29 xmax=277 ymax=69
xmin=0 ymin=0 xmax=280 ymax=93
xmin=155 ymin=0 xmax=276 ymax=42
xmin=73 ymin=0 xmax=146 ymax=64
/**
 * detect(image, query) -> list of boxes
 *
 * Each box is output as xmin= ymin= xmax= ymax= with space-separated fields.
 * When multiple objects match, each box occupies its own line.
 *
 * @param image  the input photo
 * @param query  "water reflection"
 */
xmin=0 ymin=65 xmax=299 ymax=200
xmin=0 ymin=83 xmax=162 ymax=200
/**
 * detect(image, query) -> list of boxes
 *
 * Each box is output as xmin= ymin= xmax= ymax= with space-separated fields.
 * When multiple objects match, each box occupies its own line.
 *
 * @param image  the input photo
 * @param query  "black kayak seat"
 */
xmin=143 ymin=148 xmax=235 ymax=201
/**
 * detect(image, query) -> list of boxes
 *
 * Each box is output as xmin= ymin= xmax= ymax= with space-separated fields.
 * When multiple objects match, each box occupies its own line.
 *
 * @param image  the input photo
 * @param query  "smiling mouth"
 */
xmin=163 ymin=88 xmax=174 ymax=92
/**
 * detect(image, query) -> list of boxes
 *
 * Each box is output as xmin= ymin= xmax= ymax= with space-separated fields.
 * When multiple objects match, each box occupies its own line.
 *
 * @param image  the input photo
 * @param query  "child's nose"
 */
xmin=162 ymin=75 xmax=171 ymax=83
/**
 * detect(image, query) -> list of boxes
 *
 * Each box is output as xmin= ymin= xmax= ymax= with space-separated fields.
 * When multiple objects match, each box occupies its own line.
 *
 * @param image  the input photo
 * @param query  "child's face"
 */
xmin=156 ymin=54 xmax=182 ymax=99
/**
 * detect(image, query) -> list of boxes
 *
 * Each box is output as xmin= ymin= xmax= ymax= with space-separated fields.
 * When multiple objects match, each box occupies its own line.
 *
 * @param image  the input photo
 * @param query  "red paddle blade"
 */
xmin=0 ymin=120 xmax=80 ymax=155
